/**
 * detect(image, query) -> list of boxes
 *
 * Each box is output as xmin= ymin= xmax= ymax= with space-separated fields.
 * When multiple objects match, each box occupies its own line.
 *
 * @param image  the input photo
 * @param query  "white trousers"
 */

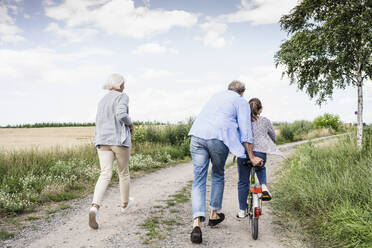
xmin=92 ymin=145 xmax=130 ymax=206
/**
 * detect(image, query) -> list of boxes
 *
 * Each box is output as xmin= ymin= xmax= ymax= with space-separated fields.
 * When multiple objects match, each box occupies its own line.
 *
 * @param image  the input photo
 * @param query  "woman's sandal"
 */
xmin=208 ymin=213 xmax=225 ymax=227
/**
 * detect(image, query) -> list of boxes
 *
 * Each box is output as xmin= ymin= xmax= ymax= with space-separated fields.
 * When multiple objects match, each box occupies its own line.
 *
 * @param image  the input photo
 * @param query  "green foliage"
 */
xmin=279 ymin=124 xmax=295 ymax=141
xmin=0 ymin=229 xmax=14 ymax=240
xmin=320 ymin=202 xmax=372 ymax=248
xmin=277 ymin=120 xmax=315 ymax=143
xmin=139 ymin=122 xmax=192 ymax=145
xmin=362 ymin=125 xmax=372 ymax=153
xmin=313 ymin=113 xmax=342 ymax=131
xmin=0 ymin=147 xmax=100 ymax=213
xmin=275 ymin=0 xmax=371 ymax=104
xmin=272 ymin=135 xmax=372 ymax=247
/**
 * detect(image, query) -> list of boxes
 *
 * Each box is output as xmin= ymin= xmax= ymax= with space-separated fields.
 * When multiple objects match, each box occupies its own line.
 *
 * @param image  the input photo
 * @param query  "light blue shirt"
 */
xmin=188 ymin=90 xmax=253 ymax=158
xmin=95 ymin=90 xmax=132 ymax=147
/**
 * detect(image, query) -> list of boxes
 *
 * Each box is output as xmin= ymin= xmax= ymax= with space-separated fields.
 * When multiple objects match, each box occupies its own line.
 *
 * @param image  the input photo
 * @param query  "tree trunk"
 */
xmin=357 ymin=72 xmax=363 ymax=149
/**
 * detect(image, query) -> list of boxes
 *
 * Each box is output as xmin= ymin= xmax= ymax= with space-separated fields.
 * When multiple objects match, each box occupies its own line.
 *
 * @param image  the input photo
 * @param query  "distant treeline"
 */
xmin=0 ymin=121 xmax=171 ymax=128
xmin=1 ymin=122 xmax=96 ymax=128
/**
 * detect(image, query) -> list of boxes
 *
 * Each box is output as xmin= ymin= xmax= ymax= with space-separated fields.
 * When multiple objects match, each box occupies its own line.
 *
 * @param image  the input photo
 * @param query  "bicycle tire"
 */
xmin=251 ymin=218 xmax=258 ymax=240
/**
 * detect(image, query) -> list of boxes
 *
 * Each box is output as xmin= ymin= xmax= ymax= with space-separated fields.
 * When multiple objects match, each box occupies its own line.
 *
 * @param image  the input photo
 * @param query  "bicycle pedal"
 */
xmin=261 ymin=195 xmax=272 ymax=201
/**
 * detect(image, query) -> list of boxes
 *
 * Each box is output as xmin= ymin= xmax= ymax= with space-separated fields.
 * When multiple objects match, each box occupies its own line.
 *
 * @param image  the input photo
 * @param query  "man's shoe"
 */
xmin=208 ymin=213 xmax=225 ymax=226
xmin=89 ymin=207 xmax=99 ymax=229
xmin=261 ymin=184 xmax=272 ymax=201
xmin=236 ymin=210 xmax=247 ymax=219
xmin=190 ymin=226 xmax=202 ymax=244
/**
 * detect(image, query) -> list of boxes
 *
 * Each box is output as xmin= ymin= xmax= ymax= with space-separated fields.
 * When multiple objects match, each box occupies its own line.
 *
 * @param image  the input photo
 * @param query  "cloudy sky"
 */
xmin=0 ymin=0 xmax=371 ymax=126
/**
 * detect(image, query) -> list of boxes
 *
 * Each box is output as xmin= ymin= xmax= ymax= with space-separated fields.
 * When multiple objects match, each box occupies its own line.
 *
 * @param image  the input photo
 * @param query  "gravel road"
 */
xmin=2 ymin=135 xmax=343 ymax=248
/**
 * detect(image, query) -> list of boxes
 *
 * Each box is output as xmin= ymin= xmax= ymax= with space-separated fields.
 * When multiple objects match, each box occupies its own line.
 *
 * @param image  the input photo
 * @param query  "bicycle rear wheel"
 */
xmin=251 ymin=218 xmax=258 ymax=240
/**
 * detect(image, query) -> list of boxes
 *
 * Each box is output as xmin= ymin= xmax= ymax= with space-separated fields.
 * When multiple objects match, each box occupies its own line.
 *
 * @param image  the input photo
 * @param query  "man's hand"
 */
xmin=129 ymin=124 xmax=134 ymax=133
xmin=250 ymin=156 xmax=263 ymax=167
xmin=242 ymin=142 xmax=263 ymax=166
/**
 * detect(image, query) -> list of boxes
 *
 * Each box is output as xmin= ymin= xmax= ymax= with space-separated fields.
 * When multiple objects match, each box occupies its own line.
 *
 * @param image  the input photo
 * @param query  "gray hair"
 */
xmin=103 ymin=73 xmax=125 ymax=90
xmin=228 ymin=80 xmax=245 ymax=94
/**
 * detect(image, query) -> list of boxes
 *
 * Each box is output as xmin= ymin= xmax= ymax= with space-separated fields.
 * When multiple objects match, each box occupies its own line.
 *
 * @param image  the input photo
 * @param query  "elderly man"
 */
xmin=188 ymin=80 xmax=262 ymax=243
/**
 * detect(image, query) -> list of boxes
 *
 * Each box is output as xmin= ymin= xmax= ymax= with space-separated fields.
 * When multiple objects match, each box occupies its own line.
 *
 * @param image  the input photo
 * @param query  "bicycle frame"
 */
xmin=246 ymin=163 xmax=262 ymax=240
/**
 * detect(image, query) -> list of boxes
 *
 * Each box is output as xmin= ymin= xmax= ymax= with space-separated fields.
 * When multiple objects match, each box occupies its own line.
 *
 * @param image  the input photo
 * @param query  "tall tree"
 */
xmin=275 ymin=0 xmax=371 ymax=148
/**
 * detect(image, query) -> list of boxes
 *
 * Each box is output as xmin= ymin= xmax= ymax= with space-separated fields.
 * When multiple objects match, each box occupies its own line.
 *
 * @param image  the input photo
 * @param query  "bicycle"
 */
xmin=242 ymin=159 xmax=271 ymax=240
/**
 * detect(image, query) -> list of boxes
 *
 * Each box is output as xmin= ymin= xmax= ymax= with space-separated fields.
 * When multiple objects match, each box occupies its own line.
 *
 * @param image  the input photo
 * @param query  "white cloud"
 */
xmin=220 ymin=0 xmax=298 ymax=25
xmin=195 ymin=0 xmax=298 ymax=48
xmin=137 ymin=68 xmax=173 ymax=80
xmin=127 ymin=83 xmax=224 ymax=122
xmin=44 ymin=22 xmax=98 ymax=43
xmin=236 ymin=65 xmax=371 ymax=123
xmin=44 ymin=0 xmax=198 ymax=41
xmin=132 ymin=43 xmax=178 ymax=55
xmin=0 ymin=47 xmax=117 ymax=125
xmin=0 ymin=48 xmax=113 ymax=84
xmin=0 ymin=4 xmax=24 ymax=43
xmin=43 ymin=0 xmax=55 ymax=6
xmin=199 ymin=21 xmax=227 ymax=48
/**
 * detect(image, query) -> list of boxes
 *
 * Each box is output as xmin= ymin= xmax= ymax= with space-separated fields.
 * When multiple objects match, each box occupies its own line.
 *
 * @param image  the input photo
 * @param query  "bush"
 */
xmin=276 ymin=120 xmax=315 ymax=143
xmin=291 ymin=120 xmax=314 ymax=136
xmin=131 ymin=120 xmax=193 ymax=146
xmin=279 ymin=124 xmax=295 ymax=141
xmin=313 ymin=113 xmax=342 ymax=131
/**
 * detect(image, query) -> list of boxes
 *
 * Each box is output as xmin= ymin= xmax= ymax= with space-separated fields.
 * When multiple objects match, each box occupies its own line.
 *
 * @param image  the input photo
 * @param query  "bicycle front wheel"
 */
xmin=251 ymin=218 xmax=258 ymax=240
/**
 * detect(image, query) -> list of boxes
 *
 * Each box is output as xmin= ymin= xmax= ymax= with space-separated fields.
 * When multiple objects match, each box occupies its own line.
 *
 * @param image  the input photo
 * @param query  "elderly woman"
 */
xmin=89 ymin=73 xmax=134 ymax=230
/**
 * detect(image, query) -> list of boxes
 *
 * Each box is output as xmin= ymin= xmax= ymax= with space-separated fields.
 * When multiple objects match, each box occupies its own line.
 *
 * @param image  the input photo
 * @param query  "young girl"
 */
xmin=236 ymin=98 xmax=283 ymax=218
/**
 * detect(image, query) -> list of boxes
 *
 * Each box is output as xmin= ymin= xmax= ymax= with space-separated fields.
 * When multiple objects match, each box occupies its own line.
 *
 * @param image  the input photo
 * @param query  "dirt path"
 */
xmin=2 ymin=135 xmax=344 ymax=248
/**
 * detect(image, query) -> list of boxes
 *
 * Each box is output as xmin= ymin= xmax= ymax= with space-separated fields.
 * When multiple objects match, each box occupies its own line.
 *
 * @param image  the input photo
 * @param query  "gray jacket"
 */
xmin=95 ymin=90 xmax=132 ymax=147
xmin=252 ymin=116 xmax=284 ymax=157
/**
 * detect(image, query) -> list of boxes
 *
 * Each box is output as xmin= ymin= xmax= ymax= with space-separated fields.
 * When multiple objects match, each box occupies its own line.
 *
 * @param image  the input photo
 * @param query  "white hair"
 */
xmin=103 ymin=73 xmax=125 ymax=90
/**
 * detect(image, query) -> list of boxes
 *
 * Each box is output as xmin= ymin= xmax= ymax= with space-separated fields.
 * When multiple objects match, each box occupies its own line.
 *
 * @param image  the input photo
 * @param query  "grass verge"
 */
xmin=272 ymin=132 xmax=372 ymax=248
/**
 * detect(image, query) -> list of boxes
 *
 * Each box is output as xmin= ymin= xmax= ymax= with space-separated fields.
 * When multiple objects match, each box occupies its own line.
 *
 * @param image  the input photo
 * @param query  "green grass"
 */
xmin=26 ymin=216 xmax=40 ymax=221
xmin=0 ymin=145 xmax=99 ymax=214
xmin=140 ymin=217 xmax=164 ymax=244
xmin=0 ymin=229 xmax=14 ymax=240
xmin=139 ymin=181 xmax=192 ymax=245
xmin=59 ymin=204 xmax=71 ymax=210
xmin=272 ymin=132 xmax=372 ymax=248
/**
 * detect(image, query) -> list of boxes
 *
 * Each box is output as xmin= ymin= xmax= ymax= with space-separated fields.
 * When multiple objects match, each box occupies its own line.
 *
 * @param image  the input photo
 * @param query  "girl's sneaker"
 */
xmin=236 ymin=209 xmax=247 ymax=219
xmin=261 ymin=184 xmax=272 ymax=201
xmin=120 ymin=197 xmax=134 ymax=213
xmin=89 ymin=206 xmax=99 ymax=229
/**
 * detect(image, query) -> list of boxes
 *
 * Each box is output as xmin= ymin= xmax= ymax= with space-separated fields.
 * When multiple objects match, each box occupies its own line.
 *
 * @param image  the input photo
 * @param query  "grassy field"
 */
xmin=272 ymin=128 xmax=372 ymax=248
xmin=0 ymin=121 xmax=192 ymax=216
